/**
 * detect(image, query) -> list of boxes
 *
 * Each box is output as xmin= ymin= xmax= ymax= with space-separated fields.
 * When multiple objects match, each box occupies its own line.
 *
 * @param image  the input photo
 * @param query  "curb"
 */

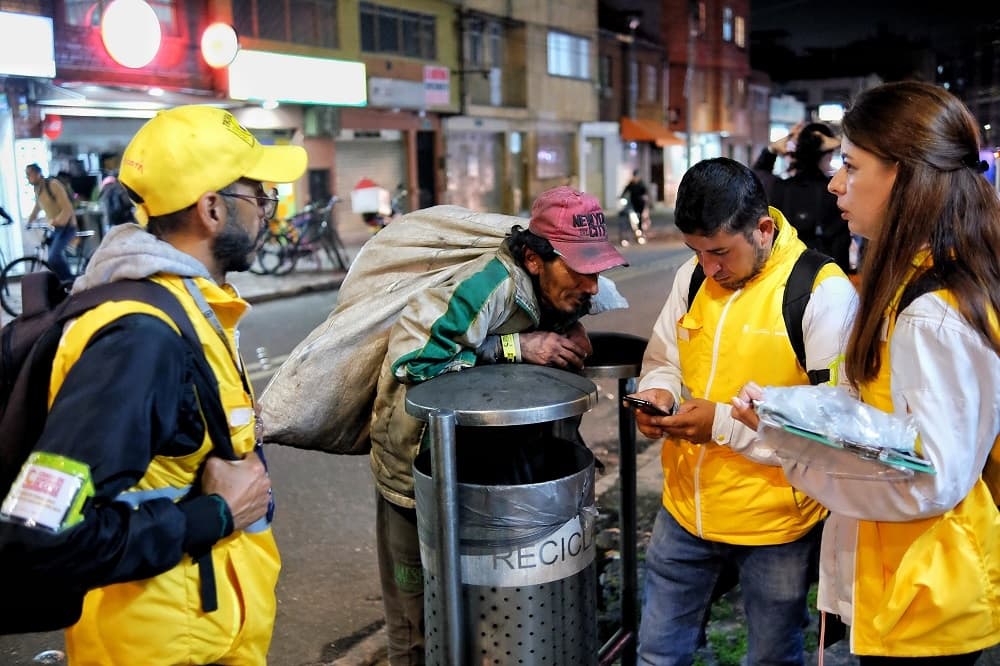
xmin=243 ymin=276 xmax=346 ymax=306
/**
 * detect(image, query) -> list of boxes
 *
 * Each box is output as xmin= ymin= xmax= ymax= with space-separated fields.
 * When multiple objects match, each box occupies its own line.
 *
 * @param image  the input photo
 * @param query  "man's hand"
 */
xmin=661 ymin=398 xmax=716 ymax=444
xmin=630 ymin=394 xmax=716 ymax=444
xmin=201 ymin=454 xmax=271 ymax=531
xmin=519 ymin=330 xmax=590 ymax=369
xmin=563 ymin=321 xmax=593 ymax=357
xmin=627 ymin=388 xmax=677 ymax=440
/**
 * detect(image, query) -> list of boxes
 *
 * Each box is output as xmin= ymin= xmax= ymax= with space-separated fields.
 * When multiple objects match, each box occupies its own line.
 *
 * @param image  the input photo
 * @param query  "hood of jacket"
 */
xmin=71 ymin=223 xmax=211 ymax=294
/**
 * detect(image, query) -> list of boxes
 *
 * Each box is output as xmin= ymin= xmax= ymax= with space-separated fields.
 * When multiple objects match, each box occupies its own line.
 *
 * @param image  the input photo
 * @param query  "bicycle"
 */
xmin=0 ymin=221 xmax=97 ymax=317
xmin=250 ymin=197 xmax=351 ymax=275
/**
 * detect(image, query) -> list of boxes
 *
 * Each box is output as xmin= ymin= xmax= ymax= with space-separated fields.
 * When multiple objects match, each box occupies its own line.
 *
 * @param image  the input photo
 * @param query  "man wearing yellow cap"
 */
xmin=0 ymin=106 xmax=306 ymax=664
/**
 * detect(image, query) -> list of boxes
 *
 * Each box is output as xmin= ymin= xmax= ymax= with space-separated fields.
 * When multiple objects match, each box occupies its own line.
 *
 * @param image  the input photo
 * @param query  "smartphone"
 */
xmin=622 ymin=395 xmax=675 ymax=416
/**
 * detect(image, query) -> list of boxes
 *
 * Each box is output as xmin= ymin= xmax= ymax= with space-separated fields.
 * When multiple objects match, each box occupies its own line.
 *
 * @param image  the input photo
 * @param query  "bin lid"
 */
xmin=405 ymin=365 xmax=598 ymax=426
xmin=581 ymin=332 xmax=648 ymax=379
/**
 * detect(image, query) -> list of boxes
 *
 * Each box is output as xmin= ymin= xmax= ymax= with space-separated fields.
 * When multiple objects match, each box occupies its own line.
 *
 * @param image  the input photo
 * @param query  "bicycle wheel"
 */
xmin=252 ymin=233 xmax=290 ymax=275
xmin=1 ymin=256 xmax=54 ymax=317
xmin=267 ymin=234 xmax=299 ymax=275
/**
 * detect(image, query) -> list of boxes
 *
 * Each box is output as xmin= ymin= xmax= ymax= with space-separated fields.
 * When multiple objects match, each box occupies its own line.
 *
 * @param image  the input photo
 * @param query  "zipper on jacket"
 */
xmin=693 ymin=289 xmax=741 ymax=538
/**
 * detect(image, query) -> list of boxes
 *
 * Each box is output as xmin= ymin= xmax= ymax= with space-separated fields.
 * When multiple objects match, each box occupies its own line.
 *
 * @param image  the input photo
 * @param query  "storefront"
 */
xmin=0 ymin=9 xmax=57 ymax=261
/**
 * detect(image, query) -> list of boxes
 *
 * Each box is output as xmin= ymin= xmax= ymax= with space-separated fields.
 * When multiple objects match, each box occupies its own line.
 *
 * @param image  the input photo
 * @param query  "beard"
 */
xmin=531 ymin=275 xmax=592 ymax=333
xmin=724 ymin=240 xmax=769 ymax=291
xmin=212 ymin=203 xmax=256 ymax=274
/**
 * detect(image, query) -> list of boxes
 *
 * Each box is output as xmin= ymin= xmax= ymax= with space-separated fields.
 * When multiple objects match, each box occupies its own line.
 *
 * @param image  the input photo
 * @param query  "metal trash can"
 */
xmin=406 ymin=364 xmax=599 ymax=666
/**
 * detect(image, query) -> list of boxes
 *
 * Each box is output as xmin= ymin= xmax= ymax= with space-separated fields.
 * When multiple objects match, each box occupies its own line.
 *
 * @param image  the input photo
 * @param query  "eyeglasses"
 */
xmin=220 ymin=187 xmax=279 ymax=220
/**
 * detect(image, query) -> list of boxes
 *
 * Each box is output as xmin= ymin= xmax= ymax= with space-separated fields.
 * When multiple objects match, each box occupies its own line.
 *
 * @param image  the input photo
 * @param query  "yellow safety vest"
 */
xmin=852 ymin=261 xmax=1000 ymax=656
xmin=663 ymin=212 xmax=832 ymax=544
xmin=51 ymin=276 xmax=279 ymax=666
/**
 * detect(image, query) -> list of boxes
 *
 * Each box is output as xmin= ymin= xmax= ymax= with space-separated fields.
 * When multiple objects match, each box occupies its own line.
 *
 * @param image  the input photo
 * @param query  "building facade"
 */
xmin=662 ymin=0 xmax=753 ymax=192
xmin=445 ymin=0 xmax=599 ymax=215
xmin=595 ymin=1 xmax=677 ymax=211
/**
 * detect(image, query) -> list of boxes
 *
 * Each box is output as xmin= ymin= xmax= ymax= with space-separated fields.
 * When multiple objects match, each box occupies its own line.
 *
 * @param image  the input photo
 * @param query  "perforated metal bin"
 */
xmin=406 ymin=364 xmax=599 ymax=666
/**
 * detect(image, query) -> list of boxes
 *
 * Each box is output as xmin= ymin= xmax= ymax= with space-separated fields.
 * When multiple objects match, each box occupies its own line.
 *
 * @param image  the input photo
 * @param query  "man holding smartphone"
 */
xmin=627 ymin=158 xmax=857 ymax=665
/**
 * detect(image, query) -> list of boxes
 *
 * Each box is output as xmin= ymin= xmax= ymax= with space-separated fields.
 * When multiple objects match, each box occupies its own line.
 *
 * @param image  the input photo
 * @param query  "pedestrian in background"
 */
xmin=1 ymin=105 xmax=306 ymax=665
xmin=754 ymin=123 xmax=851 ymax=273
xmin=733 ymin=80 xmax=1000 ymax=663
xmin=619 ymin=169 xmax=650 ymax=245
xmin=372 ymin=187 xmax=627 ymax=664
xmin=25 ymin=162 xmax=77 ymax=283
xmin=629 ymin=157 xmax=857 ymax=665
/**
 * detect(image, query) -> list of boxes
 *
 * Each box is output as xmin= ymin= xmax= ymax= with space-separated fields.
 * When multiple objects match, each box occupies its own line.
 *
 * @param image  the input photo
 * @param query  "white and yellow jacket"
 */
xmin=756 ymin=254 xmax=1000 ymax=656
xmin=638 ymin=208 xmax=857 ymax=544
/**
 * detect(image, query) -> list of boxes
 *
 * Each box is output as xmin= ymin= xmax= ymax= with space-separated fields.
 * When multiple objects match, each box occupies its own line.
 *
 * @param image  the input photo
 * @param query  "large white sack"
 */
xmin=259 ymin=206 xmax=517 ymax=454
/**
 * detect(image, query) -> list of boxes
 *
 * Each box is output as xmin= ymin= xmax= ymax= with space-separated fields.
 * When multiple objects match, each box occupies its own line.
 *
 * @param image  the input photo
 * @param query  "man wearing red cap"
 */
xmin=371 ymin=186 xmax=627 ymax=664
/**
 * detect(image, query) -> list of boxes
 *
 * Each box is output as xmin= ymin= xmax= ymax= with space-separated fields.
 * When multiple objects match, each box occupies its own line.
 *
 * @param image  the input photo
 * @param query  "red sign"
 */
xmin=42 ymin=115 xmax=62 ymax=140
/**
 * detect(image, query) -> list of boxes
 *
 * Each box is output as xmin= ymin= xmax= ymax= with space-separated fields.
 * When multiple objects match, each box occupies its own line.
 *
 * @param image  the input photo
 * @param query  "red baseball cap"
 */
xmin=527 ymin=186 xmax=628 ymax=274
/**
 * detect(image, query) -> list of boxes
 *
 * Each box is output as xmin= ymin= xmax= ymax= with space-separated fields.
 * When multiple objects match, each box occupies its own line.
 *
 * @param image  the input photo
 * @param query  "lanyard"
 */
xmin=182 ymin=277 xmax=253 ymax=398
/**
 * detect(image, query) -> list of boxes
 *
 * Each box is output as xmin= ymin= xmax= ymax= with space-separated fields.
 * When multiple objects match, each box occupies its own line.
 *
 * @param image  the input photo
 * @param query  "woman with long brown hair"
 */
xmin=732 ymin=80 xmax=1000 ymax=663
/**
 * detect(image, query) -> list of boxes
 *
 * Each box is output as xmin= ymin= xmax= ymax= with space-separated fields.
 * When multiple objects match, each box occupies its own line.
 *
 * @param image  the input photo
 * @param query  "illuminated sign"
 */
xmin=101 ymin=0 xmax=162 ymax=69
xmin=0 ymin=11 xmax=56 ymax=78
xmin=228 ymin=50 xmax=366 ymax=107
xmin=817 ymin=103 xmax=845 ymax=123
xmin=201 ymin=22 xmax=239 ymax=69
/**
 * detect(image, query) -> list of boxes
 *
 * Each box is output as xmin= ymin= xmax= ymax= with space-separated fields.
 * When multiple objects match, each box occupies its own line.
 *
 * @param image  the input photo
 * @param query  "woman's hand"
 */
xmin=730 ymin=381 xmax=765 ymax=431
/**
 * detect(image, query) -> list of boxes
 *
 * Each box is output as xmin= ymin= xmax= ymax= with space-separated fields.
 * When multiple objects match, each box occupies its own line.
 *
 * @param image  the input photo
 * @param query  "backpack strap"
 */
xmin=687 ymin=262 xmax=706 ymax=311
xmin=685 ymin=249 xmax=834 ymax=384
xmin=784 ymin=249 xmax=834 ymax=384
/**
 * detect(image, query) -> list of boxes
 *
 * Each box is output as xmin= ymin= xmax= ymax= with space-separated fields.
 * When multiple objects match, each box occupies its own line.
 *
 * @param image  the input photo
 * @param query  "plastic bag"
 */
xmin=755 ymin=384 xmax=931 ymax=475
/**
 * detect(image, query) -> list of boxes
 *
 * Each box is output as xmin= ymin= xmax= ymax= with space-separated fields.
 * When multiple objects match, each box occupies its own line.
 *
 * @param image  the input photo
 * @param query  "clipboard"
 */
xmin=779 ymin=423 xmax=935 ymax=475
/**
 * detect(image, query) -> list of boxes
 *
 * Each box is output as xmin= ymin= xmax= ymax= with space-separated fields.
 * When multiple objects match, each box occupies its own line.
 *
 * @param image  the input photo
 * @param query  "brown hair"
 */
xmin=843 ymin=81 xmax=1000 ymax=384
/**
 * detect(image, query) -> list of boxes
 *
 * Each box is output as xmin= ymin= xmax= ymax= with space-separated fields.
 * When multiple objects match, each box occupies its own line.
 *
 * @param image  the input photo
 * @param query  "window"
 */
xmin=722 ymin=6 xmax=733 ymax=42
xmin=64 ymin=0 xmax=179 ymax=35
xmin=467 ymin=18 xmax=483 ymax=67
xmin=644 ymin=64 xmax=657 ymax=102
xmin=536 ymin=133 xmax=573 ymax=179
xmin=360 ymin=2 xmax=436 ymax=59
xmin=488 ymin=22 xmax=502 ymax=68
xmin=722 ymin=73 xmax=731 ymax=106
xmin=232 ymin=0 xmax=338 ymax=48
xmin=547 ymin=31 xmax=589 ymax=79
xmin=736 ymin=77 xmax=746 ymax=106
xmin=598 ymin=54 xmax=613 ymax=98
xmin=753 ymin=89 xmax=767 ymax=111
xmin=697 ymin=2 xmax=707 ymax=36
xmin=734 ymin=15 xmax=746 ymax=48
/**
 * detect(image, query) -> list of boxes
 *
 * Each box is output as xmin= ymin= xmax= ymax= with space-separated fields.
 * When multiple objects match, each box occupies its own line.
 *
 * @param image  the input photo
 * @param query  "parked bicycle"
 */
xmin=0 ymin=221 xmax=97 ymax=317
xmin=250 ymin=196 xmax=351 ymax=276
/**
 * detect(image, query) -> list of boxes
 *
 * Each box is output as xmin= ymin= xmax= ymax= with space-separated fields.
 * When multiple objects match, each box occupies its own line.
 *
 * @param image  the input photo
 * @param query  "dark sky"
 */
xmin=751 ymin=0 xmax=993 ymax=54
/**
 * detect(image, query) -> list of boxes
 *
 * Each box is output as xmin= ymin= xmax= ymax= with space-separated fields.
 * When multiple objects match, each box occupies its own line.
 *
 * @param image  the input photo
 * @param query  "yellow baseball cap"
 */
xmin=120 ymin=105 xmax=307 ymax=221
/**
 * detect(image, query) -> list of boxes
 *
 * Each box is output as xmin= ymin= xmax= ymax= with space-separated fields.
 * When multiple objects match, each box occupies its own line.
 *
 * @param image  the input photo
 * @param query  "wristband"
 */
xmin=499 ymin=333 xmax=520 ymax=363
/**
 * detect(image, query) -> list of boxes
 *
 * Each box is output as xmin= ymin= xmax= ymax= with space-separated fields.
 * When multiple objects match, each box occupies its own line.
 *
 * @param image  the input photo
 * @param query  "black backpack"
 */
xmin=687 ymin=248 xmax=834 ymax=385
xmin=0 ymin=271 xmax=234 ymax=633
